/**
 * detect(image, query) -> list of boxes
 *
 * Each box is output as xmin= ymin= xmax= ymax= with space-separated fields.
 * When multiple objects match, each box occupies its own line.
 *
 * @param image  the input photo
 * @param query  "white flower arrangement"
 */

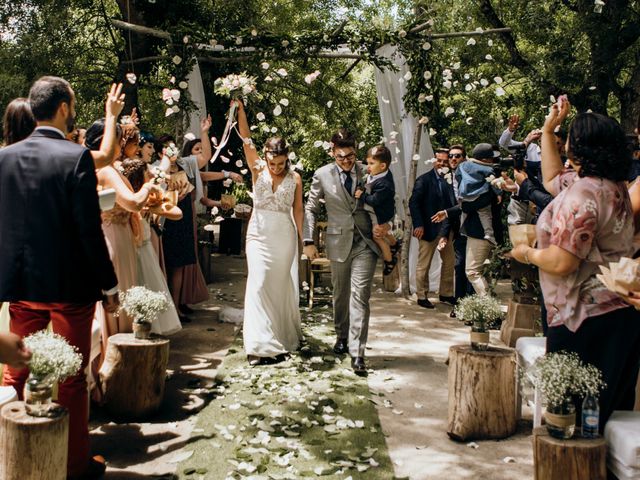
xmin=23 ymin=331 xmax=83 ymax=382
xmin=454 ymin=294 xmax=503 ymax=329
xmin=214 ymin=72 xmax=258 ymax=100
xmin=119 ymin=286 xmax=169 ymax=324
xmin=164 ymin=143 xmax=180 ymax=159
xmin=151 ymin=166 xmax=167 ymax=185
xmin=528 ymin=351 xmax=605 ymax=407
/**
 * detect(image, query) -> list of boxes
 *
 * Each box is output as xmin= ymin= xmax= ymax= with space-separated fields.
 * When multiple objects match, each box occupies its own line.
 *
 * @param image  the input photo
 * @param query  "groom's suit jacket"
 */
xmin=304 ymin=162 xmax=381 ymax=262
xmin=0 ymin=128 xmax=117 ymax=303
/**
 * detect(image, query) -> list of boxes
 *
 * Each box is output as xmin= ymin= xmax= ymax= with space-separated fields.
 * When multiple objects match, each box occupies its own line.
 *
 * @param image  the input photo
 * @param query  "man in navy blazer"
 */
xmin=409 ymin=148 xmax=457 ymax=309
xmin=0 ymin=76 xmax=118 ymax=479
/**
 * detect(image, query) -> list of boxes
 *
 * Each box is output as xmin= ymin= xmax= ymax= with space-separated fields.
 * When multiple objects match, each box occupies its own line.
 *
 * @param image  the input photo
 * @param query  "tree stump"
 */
xmin=533 ymin=426 xmax=606 ymax=480
xmin=447 ymin=344 xmax=518 ymax=441
xmin=99 ymin=333 xmax=170 ymax=419
xmin=500 ymin=299 xmax=542 ymax=347
xmin=0 ymin=401 xmax=68 ymax=480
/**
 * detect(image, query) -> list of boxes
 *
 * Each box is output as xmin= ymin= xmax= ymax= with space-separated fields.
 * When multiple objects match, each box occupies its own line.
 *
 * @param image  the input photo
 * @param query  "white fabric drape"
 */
xmin=186 ymin=60 xmax=207 ymax=136
xmin=374 ymin=45 xmax=441 ymax=293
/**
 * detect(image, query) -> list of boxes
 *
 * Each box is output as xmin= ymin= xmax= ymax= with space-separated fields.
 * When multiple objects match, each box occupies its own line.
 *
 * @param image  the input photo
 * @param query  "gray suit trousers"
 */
xmin=331 ymin=236 xmax=378 ymax=357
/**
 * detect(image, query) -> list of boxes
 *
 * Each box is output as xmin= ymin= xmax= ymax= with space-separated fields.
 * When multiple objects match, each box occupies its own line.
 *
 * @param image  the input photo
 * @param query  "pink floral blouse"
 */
xmin=536 ymin=170 xmax=634 ymax=332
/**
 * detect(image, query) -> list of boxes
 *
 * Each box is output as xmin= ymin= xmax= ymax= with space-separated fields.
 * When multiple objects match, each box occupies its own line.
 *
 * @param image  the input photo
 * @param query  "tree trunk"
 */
xmin=0 ymin=401 xmax=69 ymax=480
xmin=533 ymin=426 xmax=606 ymax=480
xmin=447 ymin=344 xmax=518 ymax=441
xmin=99 ymin=333 xmax=170 ymax=419
xmin=400 ymin=124 xmax=422 ymax=298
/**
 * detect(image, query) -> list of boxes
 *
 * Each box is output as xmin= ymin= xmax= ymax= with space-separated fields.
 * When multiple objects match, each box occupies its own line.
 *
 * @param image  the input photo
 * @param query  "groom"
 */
xmin=303 ymin=129 xmax=386 ymax=374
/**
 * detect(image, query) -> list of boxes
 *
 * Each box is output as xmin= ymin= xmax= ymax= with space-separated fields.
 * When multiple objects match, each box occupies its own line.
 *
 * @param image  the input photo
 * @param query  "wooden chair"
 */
xmin=303 ymin=222 xmax=332 ymax=308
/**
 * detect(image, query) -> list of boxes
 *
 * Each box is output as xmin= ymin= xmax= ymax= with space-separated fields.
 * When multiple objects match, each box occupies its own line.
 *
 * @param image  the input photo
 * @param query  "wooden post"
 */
xmin=99 ymin=333 xmax=170 ymax=419
xmin=0 ymin=401 xmax=69 ymax=480
xmin=533 ymin=426 xmax=606 ymax=480
xmin=447 ymin=344 xmax=518 ymax=441
xmin=400 ymin=123 xmax=422 ymax=298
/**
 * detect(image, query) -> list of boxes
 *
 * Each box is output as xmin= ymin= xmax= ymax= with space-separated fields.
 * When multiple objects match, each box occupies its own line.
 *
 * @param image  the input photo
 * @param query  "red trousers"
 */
xmin=3 ymin=301 xmax=95 ymax=477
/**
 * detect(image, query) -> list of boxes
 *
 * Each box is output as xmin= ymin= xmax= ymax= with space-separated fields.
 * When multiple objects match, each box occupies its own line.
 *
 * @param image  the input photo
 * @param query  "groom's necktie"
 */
xmin=341 ymin=170 xmax=353 ymax=196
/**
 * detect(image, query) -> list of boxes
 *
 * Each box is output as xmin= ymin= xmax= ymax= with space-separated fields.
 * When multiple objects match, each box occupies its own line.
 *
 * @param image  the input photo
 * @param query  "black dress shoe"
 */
xmin=449 ymin=309 xmax=457 ymax=318
xmin=179 ymin=304 xmax=195 ymax=314
xmin=351 ymin=356 xmax=367 ymax=375
xmin=333 ymin=339 xmax=348 ymax=355
xmin=439 ymin=295 xmax=456 ymax=305
xmin=417 ymin=298 xmax=435 ymax=309
xmin=67 ymin=455 xmax=106 ymax=479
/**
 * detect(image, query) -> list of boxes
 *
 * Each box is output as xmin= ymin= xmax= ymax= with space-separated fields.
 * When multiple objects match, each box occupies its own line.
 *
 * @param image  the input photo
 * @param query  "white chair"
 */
xmin=0 ymin=385 xmax=18 ymax=408
xmin=515 ymin=336 xmax=546 ymax=428
xmin=605 ymin=411 xmax=640 ymax=479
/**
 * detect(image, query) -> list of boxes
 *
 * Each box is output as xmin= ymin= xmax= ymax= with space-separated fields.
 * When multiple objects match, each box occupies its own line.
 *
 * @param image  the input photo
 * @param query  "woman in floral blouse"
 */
xmin=511 ymin=99 xmax=640 ymax=427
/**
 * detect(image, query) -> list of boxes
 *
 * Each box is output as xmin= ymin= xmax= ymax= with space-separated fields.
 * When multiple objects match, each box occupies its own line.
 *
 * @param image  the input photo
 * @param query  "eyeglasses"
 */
xmin=449 ymin=153 xmax=463 ymax=159
xmin=335 ymin=153 xmax=356 ymax=162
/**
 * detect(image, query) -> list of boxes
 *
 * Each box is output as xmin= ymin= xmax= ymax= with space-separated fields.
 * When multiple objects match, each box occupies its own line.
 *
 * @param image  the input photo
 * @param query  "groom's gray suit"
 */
xmin=303 ymin=162 xmax=381 ymax=357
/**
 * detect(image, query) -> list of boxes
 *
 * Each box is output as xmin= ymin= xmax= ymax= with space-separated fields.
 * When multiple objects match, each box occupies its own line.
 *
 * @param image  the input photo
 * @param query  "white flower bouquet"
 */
xmin=214 ymin=72 xmax=258 ymax=100
xmin=151 ymin=166 xmax=167 ymax=185
xmin=529 ymin=351 xmax=605 ymax=408
xmin=164 ymin=143 xmax=180 ymax=159
xmin=23 ymin=331 xmax=83 ymax=382
xmin=119 ymin=286 xmax=169 ymax=324
xmin=454 ymin=294 xmax=503 ymax=329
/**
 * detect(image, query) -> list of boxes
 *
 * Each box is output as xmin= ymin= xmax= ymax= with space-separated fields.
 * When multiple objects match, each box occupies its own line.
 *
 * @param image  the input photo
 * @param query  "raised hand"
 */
xmin=201 ymin=114 xmax=212 ymax=133
xmin=431 ymin=210 xmax=447 ymax=224
xmin=0 ymin=332 xmax=31 ymax=369
xmin=508 ymin=114 xmax=520 ymax=132
xmin=130 ymin=107 xmax=140 ymax=125
xmin=543 ymin=97 xmax=571 ymax=134
xmin=105 ymin=83 xmax=125 ymax=118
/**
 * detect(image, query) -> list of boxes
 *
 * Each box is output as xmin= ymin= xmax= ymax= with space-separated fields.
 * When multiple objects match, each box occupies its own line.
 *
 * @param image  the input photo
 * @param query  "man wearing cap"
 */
xmin=432 ymin=143 xmax=504 ymax=295
xmin=409 ymin=147 xmax=456 ymax=309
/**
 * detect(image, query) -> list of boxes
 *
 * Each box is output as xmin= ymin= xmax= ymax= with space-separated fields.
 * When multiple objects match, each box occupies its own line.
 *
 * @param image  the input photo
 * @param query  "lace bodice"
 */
xmin=253 ymin=168 xmax=296 ymax=214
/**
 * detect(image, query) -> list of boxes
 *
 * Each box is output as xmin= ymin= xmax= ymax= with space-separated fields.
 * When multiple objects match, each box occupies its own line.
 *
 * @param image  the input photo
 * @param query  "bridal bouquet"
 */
xmin=212 ymin=73 xmax=259 ymax=163
xmin=214 ymin=72 xmax=258 ymax=101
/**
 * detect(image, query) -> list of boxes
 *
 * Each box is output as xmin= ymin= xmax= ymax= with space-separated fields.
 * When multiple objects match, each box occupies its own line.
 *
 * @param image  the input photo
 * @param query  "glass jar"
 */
xmin=133 ymin=319 xmax=152 ymax=340
xmin=24 ymin=373 xmax=55 ymax=417
xmin=470 ymin=323 xmax=490 ymax=351
xmin=545 ymin=400 xmax=576 ymax=439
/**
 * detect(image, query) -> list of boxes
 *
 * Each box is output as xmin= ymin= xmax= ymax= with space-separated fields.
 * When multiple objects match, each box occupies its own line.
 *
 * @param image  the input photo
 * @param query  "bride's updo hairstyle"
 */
xmin=264 ymin=137 xmax=290 ymax=168
xmin=84 ymin=118 xmax=122 ymax=151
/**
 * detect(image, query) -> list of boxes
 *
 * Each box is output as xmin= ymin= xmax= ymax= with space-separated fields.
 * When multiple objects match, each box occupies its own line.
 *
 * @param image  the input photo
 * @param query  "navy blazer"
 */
xmin=0 ymin=129 xmax=117 ymax=303
xmin=361 ymin=170 xmax=395 ymax=224
xmin=409 ymin=169 xmax=457 ymax=242
xmin=446 ymin=191 xmax=504 ymax=244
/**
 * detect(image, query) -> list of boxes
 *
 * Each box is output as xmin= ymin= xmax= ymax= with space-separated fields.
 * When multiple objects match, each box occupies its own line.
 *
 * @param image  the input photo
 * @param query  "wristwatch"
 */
xmin=303 ymin=240 xmax=314 ymax=246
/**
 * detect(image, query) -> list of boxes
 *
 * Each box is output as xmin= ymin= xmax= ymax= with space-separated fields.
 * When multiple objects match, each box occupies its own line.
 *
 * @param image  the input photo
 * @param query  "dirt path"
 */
xmin=92 ymin=255 xmax=534 ymax=479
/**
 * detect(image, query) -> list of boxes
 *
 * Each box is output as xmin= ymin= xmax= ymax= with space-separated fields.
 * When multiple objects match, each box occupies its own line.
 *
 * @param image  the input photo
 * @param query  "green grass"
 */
xmin=177 ymin=308 xmax=396 ymax=479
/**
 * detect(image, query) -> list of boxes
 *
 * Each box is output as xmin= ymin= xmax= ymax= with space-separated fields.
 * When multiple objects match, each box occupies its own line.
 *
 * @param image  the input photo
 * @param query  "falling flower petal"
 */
xmin=466 ymin=117 xmax=474 ymax=125
xmin=304 ymin=70 xmax=321 ymax=84
xmin=452 ymin=62 xmax=461 ymax=70
xmin=279 ymin=98 xmax=289 ymax=106
xmin=465 ymin=84 xmax=473 ymax=92
xmin=422 ymin=42 xmax=431 ymax=51
xmin=326 ymin=100 xmax=333 ymax=108
xmin=126 ymin=73 xmax=137 ymax=84
xmin=467 ymin=38 xmax=476 ymax=46
xmin=235 ymin=160 xmax=243 ymax=167
xmin=313 ymin=140 xmax=323 ymax=148
xmin=203 ymin=224 xmax=215 ymax=231
xmin=443 ymin=80 xmax=452 ymax=89
xmin=398 ymin=29 xmax=407 ymax=38
xmin=165 ymin=107 xmax=174 ymax=117
xmin=273 ymin=105 xmax=282 ymax=116
xmin=184 ymin=133 xmax=196 ymax=141
xmin=404 ymin=71 xmax=412 ymax=81
xmin=261 ymin=62 xmax=270 ymax=70
xmin=496 ymin=87 xmax=506 ymax=97
xmin=281 ymin=40 xmax=290 ymax=47
xmin=423 ymin=70 xmax=432 ymax=81
xmin=178 ymin=81 xmax=188 ymax=89
xmin=358 ymin=141 xmax=366 ymax=149
xmin=172 ymin=55 xmax=182 ymax=65
xmin=276 ymin=68 xmax=288 ymax=77
xmin=270 ymin=127 xmax=278 ymax=133
xmin=485 ymin=54 xmax=493 ymax=60
xmin=251 ymin=29 xmax=258 ymax=36
xmin=444 ymin=107 xmax=455 ymax=117
xmin=480 ymin=78 xmax=489 ymax=87
xmin=494 ymin=76 xmax=503 ymax=84
xmin=488 ymin=39 xmax=494 ymax=46
xmin=418 ymin=116 xmax=429 ymax=125
xmin=240 ymin=168 xmax=248 ymax=175
xmin=221 ymin=155 xmax=230 ymax=163
xmin=256 ymin=112 xmax=266 ymax=121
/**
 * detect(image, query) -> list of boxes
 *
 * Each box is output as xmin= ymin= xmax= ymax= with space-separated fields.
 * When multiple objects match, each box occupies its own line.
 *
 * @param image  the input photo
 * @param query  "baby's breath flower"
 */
xmin=120 ymin=286 xmax=169 ymax=323
xmin=454 ymin=294 xmax=503 ymax=329
xmin=23 ymin=331 xmax=82 ymax=381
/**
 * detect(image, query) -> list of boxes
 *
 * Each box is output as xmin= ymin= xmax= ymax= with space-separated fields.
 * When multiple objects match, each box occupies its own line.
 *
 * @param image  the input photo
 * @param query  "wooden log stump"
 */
xmin=0 ymin=401 xmax=68 ymax=480
xmin=447 ymin=344 xmax=518 ymax=441
xmin=99 ymin=333 xmax=170 ymax=419
xmin=500 ymin=299 xmax=541 ymax=347
xmin=533 ymin=426 xmax=606 ymax=480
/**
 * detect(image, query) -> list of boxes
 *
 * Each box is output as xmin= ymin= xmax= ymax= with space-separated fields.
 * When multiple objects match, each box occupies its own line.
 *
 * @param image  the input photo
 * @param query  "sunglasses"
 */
xmin=335 ymin=153 xmax=356 ymax=161
xmin=449 ymin=153 xmax=463 ymax=159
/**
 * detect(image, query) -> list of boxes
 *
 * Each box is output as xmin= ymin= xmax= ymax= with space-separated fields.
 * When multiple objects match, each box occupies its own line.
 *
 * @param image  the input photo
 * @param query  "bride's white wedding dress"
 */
xmin=243 ymin=168 xmax=302 ymax=357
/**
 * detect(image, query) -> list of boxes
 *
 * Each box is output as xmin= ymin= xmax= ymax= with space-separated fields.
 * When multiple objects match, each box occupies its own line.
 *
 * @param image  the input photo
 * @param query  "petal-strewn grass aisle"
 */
xmin=178 ymin=308 xmax=396 ymax=479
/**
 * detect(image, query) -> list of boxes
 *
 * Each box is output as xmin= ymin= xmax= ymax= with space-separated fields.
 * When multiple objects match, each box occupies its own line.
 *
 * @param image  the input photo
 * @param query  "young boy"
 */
xmin=455 ymin=143 xmax=502 ymax=245
xmin=354 ymin=145 xmax=399 ymax=274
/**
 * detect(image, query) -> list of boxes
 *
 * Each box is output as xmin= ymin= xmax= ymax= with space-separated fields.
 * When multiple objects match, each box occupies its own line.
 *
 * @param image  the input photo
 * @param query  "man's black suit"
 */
xmin=0 ymin=128 xmax=117 ymax=302
xmin=409 ymin=169 xmax=456 ymax=241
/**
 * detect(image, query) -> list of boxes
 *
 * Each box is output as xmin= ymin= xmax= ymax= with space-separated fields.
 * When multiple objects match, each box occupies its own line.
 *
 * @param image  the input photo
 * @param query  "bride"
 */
xmin=236 ymin=100 xmax=303 ymax=365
